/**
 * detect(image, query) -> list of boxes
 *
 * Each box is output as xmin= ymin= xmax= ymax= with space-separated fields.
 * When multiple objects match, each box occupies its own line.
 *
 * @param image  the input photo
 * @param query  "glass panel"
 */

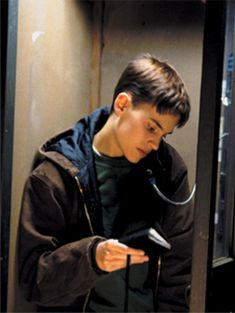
xmin=214 ymin=0 xmax=235 ymax=259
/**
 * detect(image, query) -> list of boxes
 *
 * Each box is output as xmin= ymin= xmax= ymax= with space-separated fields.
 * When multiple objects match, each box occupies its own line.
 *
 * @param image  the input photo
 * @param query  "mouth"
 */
xmin=137 ymin=148 xmax=148 ymax=157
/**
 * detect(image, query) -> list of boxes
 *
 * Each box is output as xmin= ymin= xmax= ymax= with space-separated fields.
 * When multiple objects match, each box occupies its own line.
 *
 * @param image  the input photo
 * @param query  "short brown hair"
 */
xmin=112 ymin=53 xmax=190 ymax=127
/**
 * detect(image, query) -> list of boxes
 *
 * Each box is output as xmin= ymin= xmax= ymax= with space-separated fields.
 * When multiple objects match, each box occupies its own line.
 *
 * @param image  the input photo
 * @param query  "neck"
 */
xmin=93 ymin=115 xmax=122 ymax=158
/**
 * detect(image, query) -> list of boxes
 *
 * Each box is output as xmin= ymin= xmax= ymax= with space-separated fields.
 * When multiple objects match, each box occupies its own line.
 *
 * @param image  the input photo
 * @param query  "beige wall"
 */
xmin=8 ymin=0 xmax=93 ymax=311
xmin=100 ymin=1 xmax=205 ymax=187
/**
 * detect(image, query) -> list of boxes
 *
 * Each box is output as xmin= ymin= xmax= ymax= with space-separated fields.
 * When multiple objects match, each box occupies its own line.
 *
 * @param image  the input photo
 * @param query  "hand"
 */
xmin=95 ymin=239 xmax=149 ymax=272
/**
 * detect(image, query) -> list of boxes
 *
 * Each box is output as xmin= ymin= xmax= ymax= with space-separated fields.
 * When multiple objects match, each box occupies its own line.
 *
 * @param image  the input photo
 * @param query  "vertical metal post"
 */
xmin=1 ymin=0 xmax=18 ymax=312
xmin=190 ymin=1 xmax=226 ymax=312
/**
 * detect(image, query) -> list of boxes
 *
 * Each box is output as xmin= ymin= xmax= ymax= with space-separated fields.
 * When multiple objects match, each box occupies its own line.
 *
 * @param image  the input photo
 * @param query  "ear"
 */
xmin=113 ymin=92 xmax=132 ymax=115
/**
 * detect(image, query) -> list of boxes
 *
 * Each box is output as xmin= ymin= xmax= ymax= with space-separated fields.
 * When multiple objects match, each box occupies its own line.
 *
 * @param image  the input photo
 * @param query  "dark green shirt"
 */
xmin=87 ymin=148 xmax=154 ymax=312
xmin=93 ymin=148 xmax=133 ymax=237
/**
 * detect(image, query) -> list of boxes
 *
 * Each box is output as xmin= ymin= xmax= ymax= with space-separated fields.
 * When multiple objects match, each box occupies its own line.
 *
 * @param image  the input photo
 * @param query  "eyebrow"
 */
xmin=150 ymin=118 xmax=173 ymax=135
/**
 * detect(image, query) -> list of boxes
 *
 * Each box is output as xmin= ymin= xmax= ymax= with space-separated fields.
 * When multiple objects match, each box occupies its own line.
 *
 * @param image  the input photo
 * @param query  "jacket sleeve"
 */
xmin=18 ymin=162 xmax=107 ymax=306
xmin=155 ymin=166 xmax=194 ymax=312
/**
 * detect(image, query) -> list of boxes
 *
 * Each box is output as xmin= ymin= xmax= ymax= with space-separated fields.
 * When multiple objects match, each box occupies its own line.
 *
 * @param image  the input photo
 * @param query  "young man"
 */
xmin=18 ymin=53 xmax=194 ymax=312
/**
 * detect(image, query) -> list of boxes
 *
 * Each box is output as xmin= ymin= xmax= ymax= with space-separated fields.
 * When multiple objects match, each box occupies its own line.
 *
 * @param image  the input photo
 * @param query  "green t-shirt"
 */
xmin=93 ymin=148 xmax=133 ymax=237
xmin=86 ymin=147 xmax=154 ymax=312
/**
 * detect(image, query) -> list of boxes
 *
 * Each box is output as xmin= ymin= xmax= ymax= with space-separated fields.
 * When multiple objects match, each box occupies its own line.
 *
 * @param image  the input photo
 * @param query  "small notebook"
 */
xmin=119 ymin=227 xmax=171 ymax=255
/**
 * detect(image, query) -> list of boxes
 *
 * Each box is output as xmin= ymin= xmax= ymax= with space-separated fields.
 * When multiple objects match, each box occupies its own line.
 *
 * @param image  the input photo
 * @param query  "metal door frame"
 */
xmin=190 ymin=1 xmax=228 ymax=312
xmin=0 ymin=0 xmax=18 ymax=312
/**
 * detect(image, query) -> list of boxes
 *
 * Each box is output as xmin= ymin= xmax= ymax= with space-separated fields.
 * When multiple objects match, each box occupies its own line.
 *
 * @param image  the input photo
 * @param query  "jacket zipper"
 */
xmin=74 ymin=175 xmax=94 ymax=312
xmin=157 ymin=256 xmax=161 ymax=282
xmin=155 ymin=256 xmax=162 ymax=299
xmin=82 ymin=289 xmax=91 ymax=312
xmin=74 ymin=175 xmax=94 ymax=236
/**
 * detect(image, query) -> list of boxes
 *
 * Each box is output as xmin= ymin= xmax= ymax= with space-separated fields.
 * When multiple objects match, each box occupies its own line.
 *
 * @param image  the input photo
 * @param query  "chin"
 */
xmin=126 ymin=155 xmax=142 ymax=164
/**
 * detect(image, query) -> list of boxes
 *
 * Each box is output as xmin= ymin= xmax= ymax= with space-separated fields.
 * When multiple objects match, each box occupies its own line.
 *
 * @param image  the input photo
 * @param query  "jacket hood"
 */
xmin=38 ymin=105 xmax=185 ymax=188
xmin=38 ymin=106 xmax=111 ymax=177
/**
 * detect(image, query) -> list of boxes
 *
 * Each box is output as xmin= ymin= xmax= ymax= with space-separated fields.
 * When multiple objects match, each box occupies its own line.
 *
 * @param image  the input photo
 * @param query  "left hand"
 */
xmin=95 ymin=239 xmax=149 ymax=272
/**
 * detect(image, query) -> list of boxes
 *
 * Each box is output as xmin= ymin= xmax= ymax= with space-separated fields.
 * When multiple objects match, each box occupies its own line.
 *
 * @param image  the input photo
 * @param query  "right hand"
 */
xmin=95 ymin=239 xmax=149 ymax=272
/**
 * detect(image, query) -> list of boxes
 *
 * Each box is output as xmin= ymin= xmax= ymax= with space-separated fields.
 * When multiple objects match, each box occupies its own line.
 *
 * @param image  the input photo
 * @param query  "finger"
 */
xmin=124 ymin=246 xmax=146 ymax=256
xmin=108 ymin=253 xmax=149 ymax=262
xmin=129 ymin=254 xmax=149 ymax=264
xmin=108 ymin=254 xmax=149 ymax=268
xmin=106 ymin=255 xmax=149 ymax=272
xmin=106 ymin=240 xmax=146 ymax=256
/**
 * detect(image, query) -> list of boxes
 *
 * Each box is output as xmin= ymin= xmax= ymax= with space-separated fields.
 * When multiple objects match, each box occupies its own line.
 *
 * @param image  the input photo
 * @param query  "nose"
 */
xmin=148 ymin=139 xmax=160 ymax=151
xmin=147 ymin=132 xmax=163 ymax=151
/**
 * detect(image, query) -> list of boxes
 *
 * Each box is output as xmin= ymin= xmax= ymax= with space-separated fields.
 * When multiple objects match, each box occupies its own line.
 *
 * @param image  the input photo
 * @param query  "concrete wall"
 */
xmin=100 ymin=1 xmax=205 ymax=187
xmin=8 ymin=0 xmax=93 ymax=311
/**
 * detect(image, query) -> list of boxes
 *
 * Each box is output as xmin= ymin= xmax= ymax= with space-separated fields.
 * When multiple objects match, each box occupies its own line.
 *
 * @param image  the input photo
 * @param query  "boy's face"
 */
xmin=113 ymin=93 xmax=179 ymax=163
